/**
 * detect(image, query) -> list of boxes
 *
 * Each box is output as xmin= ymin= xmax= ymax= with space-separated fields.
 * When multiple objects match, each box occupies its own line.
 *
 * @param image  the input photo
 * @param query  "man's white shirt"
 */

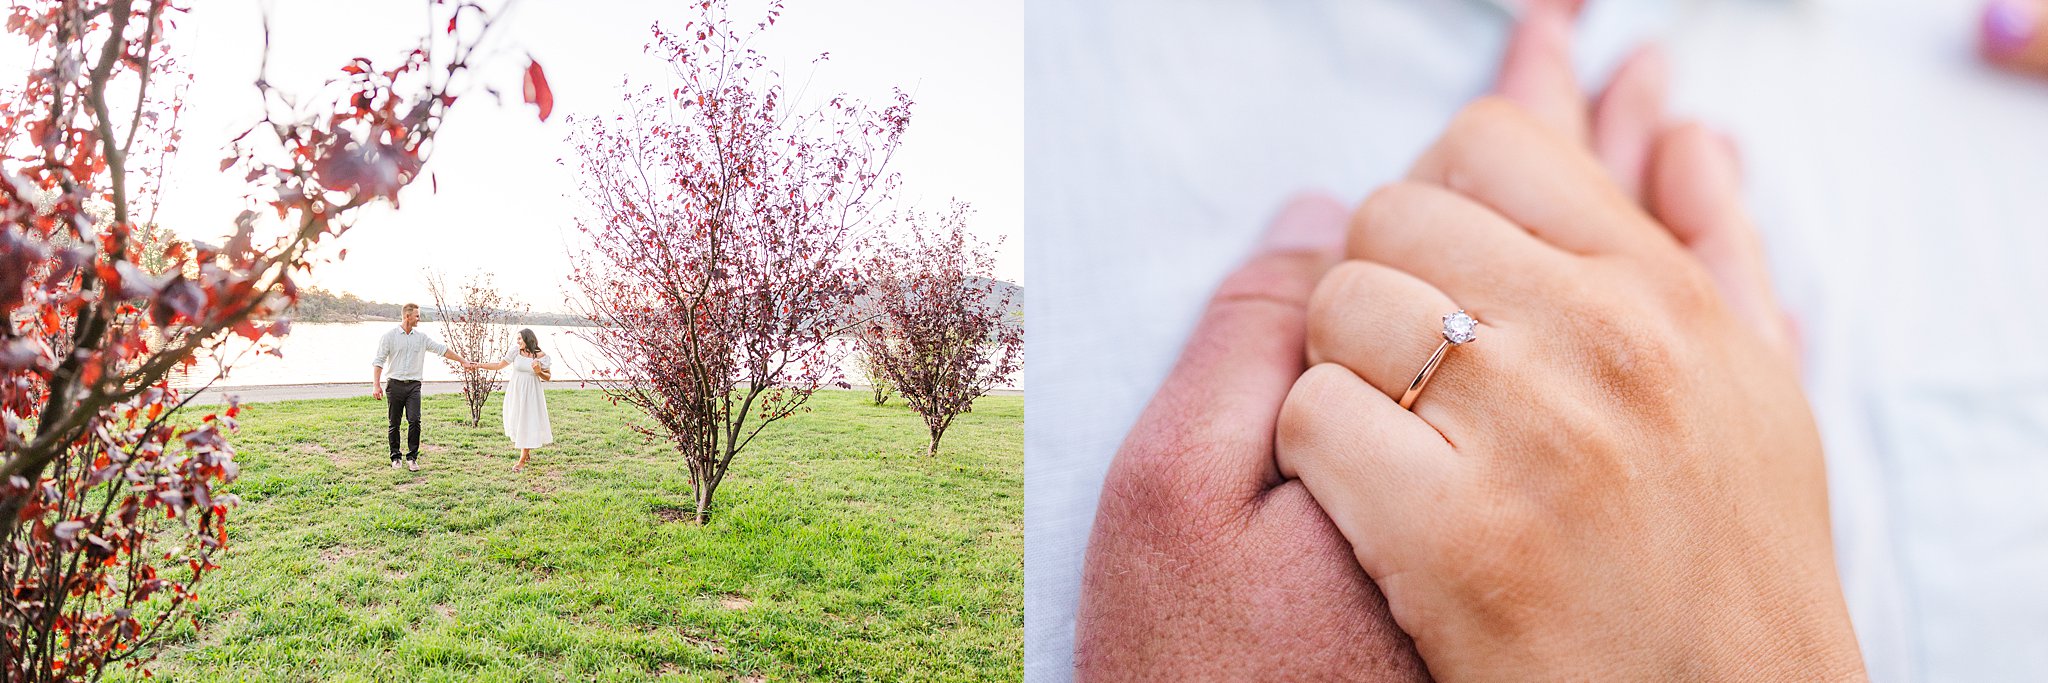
xmin=372 ymin=325 xmax=448 ymax=381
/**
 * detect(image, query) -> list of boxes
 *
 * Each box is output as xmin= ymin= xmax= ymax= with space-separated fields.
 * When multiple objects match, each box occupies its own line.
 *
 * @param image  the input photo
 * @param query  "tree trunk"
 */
xmin=927 ymin=427 xmax=943 ymax=457
xmin=694 ymin=469 xmax=720 ymax=525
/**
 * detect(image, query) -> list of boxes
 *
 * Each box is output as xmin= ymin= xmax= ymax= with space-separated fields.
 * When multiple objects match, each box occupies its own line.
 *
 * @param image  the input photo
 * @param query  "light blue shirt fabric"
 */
xmin=371 ymin=325 xmax=449 ymax=382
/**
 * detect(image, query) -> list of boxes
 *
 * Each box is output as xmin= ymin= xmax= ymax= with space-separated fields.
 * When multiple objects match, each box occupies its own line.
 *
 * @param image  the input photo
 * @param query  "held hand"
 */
xmin=1074 ymin=195 xmax=1427 ymax=682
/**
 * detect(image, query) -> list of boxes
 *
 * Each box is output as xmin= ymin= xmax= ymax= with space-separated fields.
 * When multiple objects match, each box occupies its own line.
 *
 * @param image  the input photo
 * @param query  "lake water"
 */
xmin=177 ymin=321 xmax=1021 ymax=390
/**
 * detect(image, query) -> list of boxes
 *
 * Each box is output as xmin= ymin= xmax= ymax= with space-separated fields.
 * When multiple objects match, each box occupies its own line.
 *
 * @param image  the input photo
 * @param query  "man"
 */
xmin=371 ymin=303 xmax=473 ymax=472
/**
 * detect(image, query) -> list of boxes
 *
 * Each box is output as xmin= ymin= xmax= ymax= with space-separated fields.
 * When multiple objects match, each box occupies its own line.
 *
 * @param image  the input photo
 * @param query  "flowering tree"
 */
xmin=568 ymin=0 xmax=911 ymax=524
xmin=859 ymin=203 xmax=1022 ymax=457
xmin=424 ymin=270 xmax=525 ymax=427
xmin=0 ymin=1 xmax=540 ymax=678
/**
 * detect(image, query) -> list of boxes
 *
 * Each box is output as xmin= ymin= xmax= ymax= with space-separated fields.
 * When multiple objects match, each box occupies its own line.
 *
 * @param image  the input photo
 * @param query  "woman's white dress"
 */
xmin=502 ymin=350 xmax=554 ymax=449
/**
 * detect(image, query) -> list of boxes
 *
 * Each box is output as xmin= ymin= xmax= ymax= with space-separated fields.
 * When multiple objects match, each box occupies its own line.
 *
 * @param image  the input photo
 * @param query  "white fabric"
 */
xmin=1025 ymin=1 xmax=2048 ymax=682
xmin=501 ymin=350 xmax=554 ymax=449
xmin=370 ymin=325 xmax=448 ymax=381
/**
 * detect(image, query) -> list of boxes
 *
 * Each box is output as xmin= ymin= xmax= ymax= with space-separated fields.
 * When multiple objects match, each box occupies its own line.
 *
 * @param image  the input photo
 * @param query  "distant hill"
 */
xmin=843 ymin=278 xmax=1023 ymax=336
xmin=979 ymin=278 xmax=1025 ymax=318
xmin=286 ymin=279 xmax=1024 ymax=330
xmin=284 ymin=287 xmax=591 ymax=327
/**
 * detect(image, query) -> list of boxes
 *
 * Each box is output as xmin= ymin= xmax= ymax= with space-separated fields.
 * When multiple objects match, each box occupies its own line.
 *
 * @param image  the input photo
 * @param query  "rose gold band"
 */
xmin=1398 ymin=340 xmax=1452 ymax=410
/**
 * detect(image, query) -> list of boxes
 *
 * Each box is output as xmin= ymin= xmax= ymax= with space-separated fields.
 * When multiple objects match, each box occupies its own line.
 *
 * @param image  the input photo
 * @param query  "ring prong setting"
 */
xmin=1442 ymin=310 xmax=1478 ymax=346
xmin=1402 ymin=310 xmax=1475 ymax=410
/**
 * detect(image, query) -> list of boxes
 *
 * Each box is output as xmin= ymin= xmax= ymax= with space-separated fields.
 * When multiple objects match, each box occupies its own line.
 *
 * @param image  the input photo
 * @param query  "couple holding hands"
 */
xmin=1076 ymin=1 xmax=1865 ymax=680
xmin=370 ymin=303 xmax=556 ymax=473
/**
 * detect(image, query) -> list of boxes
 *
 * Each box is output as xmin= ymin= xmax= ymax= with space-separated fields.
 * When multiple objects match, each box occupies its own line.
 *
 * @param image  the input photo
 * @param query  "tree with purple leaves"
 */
xmin=858 ymin=202 xmax=1022 ymax=457
xmin=567 ymin=0 xmax=911 ymax=524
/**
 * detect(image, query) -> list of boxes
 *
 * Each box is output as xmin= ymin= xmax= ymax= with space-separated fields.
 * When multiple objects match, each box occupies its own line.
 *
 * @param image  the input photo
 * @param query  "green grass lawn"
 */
xmin=114 ymin=389 xmax=1021 ymax=682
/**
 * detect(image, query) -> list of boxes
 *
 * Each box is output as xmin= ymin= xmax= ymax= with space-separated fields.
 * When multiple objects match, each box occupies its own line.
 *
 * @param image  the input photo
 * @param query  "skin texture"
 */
xmin=1272 ymin=1 xmax=1864 ymax=680
xmin=1073 ymin=1 xmax=1841 ymax=679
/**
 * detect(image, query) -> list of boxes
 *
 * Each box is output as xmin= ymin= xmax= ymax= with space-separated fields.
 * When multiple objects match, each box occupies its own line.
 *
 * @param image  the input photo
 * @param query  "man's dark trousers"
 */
xmin=386 ymin=378 xmax=422 ymax=462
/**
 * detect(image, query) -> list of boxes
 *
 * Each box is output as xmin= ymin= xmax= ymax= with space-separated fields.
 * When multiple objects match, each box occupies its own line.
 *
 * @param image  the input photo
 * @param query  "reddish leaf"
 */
xmin=523 ymin=59 xmax=554 ymax=121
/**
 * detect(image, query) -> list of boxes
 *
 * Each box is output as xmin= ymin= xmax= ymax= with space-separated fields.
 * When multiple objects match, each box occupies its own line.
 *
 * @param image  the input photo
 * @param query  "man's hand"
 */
xmin=1072 ymin=194 xmax=1429 ymax=682
xmin=371 ymin=384 xmax=384 ymax=400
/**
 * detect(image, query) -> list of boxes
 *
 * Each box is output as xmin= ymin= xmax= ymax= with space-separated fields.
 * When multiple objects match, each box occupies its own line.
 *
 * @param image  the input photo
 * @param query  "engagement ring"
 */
xmin=1399 ymin=310 xmax=1477 ymax=410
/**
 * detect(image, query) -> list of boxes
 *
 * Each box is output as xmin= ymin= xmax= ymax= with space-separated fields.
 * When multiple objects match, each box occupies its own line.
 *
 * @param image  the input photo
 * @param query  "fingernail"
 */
xmin=1258 ymin=192 xmax=1349 ymax=254
xmin=1984 ymin=0 xmax=2038 ymax=59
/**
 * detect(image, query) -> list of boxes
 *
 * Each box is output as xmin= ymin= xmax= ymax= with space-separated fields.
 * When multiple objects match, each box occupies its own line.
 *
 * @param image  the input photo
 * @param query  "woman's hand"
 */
xmin=1272 ymin=2 xmax=1862 ymax=680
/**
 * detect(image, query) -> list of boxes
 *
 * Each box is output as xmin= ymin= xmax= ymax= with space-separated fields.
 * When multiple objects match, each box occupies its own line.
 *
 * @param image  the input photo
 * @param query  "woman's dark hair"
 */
xmin=519 ymin=328 xmax=541 ymax=354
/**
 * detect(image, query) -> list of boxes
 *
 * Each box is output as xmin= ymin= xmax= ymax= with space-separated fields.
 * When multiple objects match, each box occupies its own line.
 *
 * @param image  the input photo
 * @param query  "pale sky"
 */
xmin=6 ymin=0 xmax=1021 ymax=313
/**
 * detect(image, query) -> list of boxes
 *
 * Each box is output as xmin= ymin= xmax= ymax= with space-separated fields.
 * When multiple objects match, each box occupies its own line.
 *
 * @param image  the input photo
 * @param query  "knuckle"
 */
xmin=1558 ymin=295 xmax=1694 ymax=431
xmin=1446 ymin=97 xmax=1530 ymax=146
xmin=1355 ymin=181 xmax=1423 ymax=234
xmin=1209 ymin=252 xmax=1318 ymax=312
xmin=1418 ymin=97 xmax=1534 ymax=193
xmin=1452 ymin=97 xmax=1518 ymax=131
xmin=1630 ymin=251 xmax=1721 ymax=315
xmin=1350 ymin=181 xmax=1443 ymax=260
xmin=1303 ymin=260 xmax=1367 ymax=325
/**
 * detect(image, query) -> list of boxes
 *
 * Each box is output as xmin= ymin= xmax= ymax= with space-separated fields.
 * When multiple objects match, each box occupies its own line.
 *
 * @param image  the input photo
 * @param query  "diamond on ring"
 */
xmin=1401 ymin=310 xmax=1476 ymax=410
xmin=1442 ymin=310 xmax=1478 ymax=345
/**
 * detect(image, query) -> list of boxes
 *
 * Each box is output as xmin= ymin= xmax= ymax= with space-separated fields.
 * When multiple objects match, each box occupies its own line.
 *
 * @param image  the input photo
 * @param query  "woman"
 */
xmin=473 ymin=329 xmax=553 ymax=471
